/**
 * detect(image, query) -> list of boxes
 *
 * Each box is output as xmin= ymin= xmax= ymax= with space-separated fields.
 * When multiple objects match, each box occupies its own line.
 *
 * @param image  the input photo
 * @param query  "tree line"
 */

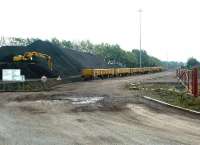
xmin=185 ymin=57 xmax=200 ymax=69
xmin=50 ymin=38 xmax=183 ymax=68
xmin=0 ymin=37 xmax=38 ymax=46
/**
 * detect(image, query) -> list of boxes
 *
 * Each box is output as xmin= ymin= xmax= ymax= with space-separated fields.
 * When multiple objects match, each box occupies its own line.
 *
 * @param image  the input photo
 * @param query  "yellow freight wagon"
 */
xmin=81 ymin=69 xmax=93 ymax=79
xmin=151 ymin=67 xmax=162 ymax=73
xmin=82 ymin=68 xmax=116 ymax=79
xmin=114 ymin=68 xmax=120 ymax=76
xmin=81 ymin=67 xmax=162 ymax=80
xmin=117 ymin=68 xmax=130 ymax=76
xmin=136 ymin=68 xmax=143 ymax=74
xmin=130 ymin=68 xmax=139 ymax=75
xmin=143 ymin=67 xmax=151 ymax=73
xmin=106 ymin=68 xmax=115 ymax=77
xmin=93 ymin=69 xmax=114 ymax=78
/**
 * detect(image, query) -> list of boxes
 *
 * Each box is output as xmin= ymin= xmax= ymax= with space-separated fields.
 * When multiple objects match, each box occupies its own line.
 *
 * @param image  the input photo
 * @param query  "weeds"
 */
xmin=128 ymin=82 xmax=200 ymax=111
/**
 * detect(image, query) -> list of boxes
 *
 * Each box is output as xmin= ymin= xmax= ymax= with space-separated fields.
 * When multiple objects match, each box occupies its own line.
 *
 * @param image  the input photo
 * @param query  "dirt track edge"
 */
xmin=139 ymin=96 xmax=200 ymax=119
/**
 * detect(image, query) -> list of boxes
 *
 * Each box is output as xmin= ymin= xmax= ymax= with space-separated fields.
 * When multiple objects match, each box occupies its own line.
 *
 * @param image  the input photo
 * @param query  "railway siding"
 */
xmin=82 ymin=67 xmax=162 ymax=79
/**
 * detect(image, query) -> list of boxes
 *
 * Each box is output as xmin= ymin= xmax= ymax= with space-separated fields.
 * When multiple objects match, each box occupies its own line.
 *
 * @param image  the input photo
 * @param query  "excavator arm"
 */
xmin=13 ymin=51 xmax=53 ymax=71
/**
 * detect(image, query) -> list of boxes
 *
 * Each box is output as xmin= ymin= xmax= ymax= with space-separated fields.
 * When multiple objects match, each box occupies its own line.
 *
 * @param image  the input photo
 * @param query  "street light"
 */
xmin=138 ymin=9 xmax=142 ymax=68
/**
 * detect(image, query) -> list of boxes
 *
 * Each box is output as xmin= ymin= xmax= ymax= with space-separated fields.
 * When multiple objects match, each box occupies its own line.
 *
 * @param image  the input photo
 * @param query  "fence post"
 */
xmin=187 ymin=70 xmax=190 ymax=90
xmin=177 ymin=68 xmax=179 ymax=78
xmin=184 ymin=71 xmax=186 ymax=84
xmin=192 ymin=67 xmax=198 ymax=97
xmin=178 ymin=69 xmax=180 ymax=77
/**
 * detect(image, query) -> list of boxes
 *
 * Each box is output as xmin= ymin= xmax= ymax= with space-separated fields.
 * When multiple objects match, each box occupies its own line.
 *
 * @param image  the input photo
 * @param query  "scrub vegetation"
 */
xmin=128 ymin=82 xmax=200 ymax=111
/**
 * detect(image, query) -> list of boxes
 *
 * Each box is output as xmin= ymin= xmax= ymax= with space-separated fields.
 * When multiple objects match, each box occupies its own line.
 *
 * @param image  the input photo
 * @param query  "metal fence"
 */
xmin=176 ymin=67 xmax=199 ymax=97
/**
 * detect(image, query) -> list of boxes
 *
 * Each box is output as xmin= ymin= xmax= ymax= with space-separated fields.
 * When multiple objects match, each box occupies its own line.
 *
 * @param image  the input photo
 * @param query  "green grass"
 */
xmin=128 ymin=82 xmax=200 ymax=111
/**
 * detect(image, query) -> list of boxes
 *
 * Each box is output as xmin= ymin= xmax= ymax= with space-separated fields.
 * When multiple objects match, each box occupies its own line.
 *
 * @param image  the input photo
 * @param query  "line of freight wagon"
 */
xmin=81 ymin=67 xmax=162 ymax=80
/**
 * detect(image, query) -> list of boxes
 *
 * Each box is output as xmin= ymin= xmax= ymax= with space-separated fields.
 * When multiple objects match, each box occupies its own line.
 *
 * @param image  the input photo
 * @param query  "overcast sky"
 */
xmin=0 ymin=0 xmax=199 ymax=62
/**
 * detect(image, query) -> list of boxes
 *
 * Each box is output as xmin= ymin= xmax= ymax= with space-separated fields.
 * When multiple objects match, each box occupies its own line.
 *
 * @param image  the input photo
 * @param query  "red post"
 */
xmin=187 ymin=70 xmax=190 ymax=90
xmin=192 ymin=68 xmax=198 ymax=97
xmin=184 ymin=71 xmax=186 ymax=83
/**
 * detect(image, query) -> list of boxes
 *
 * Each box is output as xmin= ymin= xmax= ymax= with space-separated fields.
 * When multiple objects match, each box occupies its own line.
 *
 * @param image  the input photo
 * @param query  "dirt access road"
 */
xmin=0 ymin=71 xmax=199 ymax=145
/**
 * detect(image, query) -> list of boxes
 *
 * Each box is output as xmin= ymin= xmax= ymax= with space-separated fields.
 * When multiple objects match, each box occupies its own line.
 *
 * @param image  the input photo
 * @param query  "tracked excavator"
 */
xmin=13 ymin=51 xmax=53 ymax=71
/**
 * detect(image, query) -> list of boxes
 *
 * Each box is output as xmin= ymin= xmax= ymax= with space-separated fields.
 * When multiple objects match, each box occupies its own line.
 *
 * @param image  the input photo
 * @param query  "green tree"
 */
xmin=61 ymin=40 xmax=73 ymax=49
xmin=51 ymin=38 xmax=61 ymax=47
xmin=186 ymin=57 xmax=200 ymax=69
xmin=79 ymin=40 xmax=94 ymax=53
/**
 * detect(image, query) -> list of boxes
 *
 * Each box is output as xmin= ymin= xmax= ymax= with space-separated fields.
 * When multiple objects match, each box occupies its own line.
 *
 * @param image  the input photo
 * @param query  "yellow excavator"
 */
xmin=13 ymin=51 xmax=53 ymax=71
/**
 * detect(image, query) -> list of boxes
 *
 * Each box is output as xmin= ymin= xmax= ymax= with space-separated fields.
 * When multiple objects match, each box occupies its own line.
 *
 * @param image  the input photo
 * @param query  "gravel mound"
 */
xmin=0 ymin=40 xmax=108 ymax=78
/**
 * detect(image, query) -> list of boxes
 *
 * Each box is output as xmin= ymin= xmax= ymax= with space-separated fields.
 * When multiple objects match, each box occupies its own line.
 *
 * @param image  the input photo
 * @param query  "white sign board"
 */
xmin=2 ymin=69 xmax=12 ymax=81
xmin=2 ymin=69 xmax=25 ymax=82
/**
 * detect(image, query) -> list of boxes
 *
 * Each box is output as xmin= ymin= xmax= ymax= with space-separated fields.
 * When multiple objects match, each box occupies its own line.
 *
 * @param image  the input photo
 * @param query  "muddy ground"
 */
xmin=0 ymin=71 xmax=199 ymax=145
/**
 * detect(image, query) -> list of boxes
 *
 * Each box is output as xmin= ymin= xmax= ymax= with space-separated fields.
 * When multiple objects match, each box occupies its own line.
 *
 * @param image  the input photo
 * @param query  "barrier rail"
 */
xmin=176 ymin=68 xmax=199 ymax=97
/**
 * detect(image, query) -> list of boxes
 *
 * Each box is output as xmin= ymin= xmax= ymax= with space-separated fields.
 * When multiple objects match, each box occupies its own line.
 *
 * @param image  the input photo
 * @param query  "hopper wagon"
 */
xmin=81 ymin=67 xmax=162 ymax=80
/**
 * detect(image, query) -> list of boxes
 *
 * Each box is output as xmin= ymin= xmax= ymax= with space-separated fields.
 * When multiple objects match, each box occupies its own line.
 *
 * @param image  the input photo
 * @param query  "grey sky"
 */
xmin=0 ymin=0 xmax=199 ymax=62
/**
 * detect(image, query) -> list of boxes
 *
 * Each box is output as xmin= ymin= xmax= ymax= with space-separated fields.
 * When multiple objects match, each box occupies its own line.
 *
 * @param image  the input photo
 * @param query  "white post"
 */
xmin=138 ymin=9 xmax=142 ymax=68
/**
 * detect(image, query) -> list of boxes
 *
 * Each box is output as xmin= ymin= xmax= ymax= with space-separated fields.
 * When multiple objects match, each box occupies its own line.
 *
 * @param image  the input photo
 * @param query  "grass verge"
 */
xmin=128 ymin=82 xmax=200 ymax=112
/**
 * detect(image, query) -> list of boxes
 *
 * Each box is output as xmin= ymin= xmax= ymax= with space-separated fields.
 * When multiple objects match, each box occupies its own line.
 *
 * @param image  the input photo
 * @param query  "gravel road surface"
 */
xmin=0 ymin=71 xmax=199 ymax=145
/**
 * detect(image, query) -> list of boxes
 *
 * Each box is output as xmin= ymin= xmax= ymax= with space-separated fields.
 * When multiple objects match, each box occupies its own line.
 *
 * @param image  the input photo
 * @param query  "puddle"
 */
xmin=67 ymin=97 xmax=104 ymax=104
xmin=8 ymin=96 xmax=131 ymax=113
xmin=20 ymin=96 xmax=105 ymax=105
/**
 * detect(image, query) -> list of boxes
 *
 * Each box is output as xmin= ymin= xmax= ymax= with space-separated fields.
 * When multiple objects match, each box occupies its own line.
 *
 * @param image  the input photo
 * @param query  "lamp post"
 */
xmin=138 ymin=9 xmax=142 ymax=68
